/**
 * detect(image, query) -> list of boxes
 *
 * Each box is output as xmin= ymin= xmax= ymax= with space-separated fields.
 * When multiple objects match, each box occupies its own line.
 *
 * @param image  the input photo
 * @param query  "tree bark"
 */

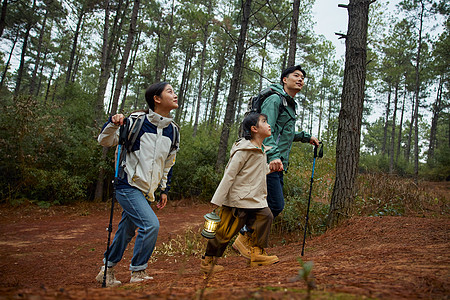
xmin=14 ymin=0 xmax=36 ymax=96
xmin=119 ymin=29 xmax=141 ymax=113
xmin=65 ymin=4 xmax=85 ymax=87
xmin=427 ymin=77 xmax=443 ymax=163
xmin=405 ymin=96 xmax=415 ymax=162
xmin=389 ymin=83 xmax=399 ymax=174
xmin=287 ymin=0 xmax=300 ymax=67
xmin=193 ymin=0 xmax=212 ymax=137
xmin=0 ymin=30 xmax=18 ymax=91
xmin=0 ymin=0 xmax=7 ymax=38
xmin=175 ymin=45 xmax=194 ymax=124
xmin=327 ymin=0 xmax=371 ymax=228
xmin=382 ymin=86 xmax=391 ymax=156
xmin=209 ymin=47 xmax=226 ymax=126
xmin=110 ymin=0 xmax=139 ymax=117
xmin=29 ymin=5 xmax=48 ymax=95
xmin=396 ymin=79 xmax=407 ymax=164
xmin=95 ymin=0 xmax=111 ymax=124
xmin=215 ymin=0 xmax=252 ymax=171
xmin=413 ymin=0 xmax=425 ymax=178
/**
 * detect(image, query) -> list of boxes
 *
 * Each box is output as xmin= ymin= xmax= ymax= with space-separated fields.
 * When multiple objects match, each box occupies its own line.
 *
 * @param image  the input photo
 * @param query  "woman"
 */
xmin=95 ymin=82 xmax=180 ymax=286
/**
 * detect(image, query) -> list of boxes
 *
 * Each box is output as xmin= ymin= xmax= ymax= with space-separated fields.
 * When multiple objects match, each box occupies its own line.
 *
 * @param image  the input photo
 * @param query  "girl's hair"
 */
xmin=242 ymin=112 xmax=267 ymax=140
xmin=145 ymin=82 xmax=169 ymax=111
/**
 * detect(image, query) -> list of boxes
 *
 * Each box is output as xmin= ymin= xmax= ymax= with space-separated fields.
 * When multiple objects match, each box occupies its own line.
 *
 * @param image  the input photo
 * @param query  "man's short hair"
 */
xmin=280 ymin=65 xmax=306 ymax=85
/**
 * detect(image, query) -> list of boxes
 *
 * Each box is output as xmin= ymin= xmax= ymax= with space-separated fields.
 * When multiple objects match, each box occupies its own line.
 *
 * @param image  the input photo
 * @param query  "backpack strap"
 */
xmin=126 ymin=113 xmax=145 ymax=152
xmin=170 ymin=122 xmax=180 ymax=152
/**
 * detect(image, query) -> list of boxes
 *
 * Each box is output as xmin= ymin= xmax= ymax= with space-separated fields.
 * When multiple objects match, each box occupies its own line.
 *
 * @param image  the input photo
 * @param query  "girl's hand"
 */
xmin=111 ymin=114 xmax=125 ymax=126
xmin=157 ymin=193 xmax=167 ymax=210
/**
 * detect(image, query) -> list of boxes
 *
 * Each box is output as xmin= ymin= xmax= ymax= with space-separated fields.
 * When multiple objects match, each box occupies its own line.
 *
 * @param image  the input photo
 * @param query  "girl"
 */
xmin=96 ymin=82 xmax=180 ymax=286
xmin=200 ymin=112 xmax=279 ymax=273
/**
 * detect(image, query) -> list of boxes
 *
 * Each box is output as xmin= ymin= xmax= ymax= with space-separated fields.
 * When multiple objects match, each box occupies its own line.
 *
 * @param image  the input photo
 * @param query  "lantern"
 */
xmin=201 ymin=210 xmax=221 ymax=239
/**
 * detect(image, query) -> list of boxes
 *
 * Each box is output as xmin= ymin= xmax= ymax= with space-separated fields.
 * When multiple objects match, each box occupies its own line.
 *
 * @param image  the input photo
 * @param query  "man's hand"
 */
xmin=309 ymin=136 xmax=320 ymax=146
xmin=269 ymin=159 xmax=284 ymax=172
xmin=157 ymin=193 xmax=167 ymax=210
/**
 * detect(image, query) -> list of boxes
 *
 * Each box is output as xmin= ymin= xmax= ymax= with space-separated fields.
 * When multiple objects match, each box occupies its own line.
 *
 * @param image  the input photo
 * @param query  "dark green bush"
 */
xmin=0 ymin=90 xmax=99 ymax=204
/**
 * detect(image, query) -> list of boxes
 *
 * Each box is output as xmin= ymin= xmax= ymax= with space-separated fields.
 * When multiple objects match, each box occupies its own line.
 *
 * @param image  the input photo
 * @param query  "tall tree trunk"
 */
xmin=181 ymin=60 xmax=194 ymax=123
xmin=93 ymin=0 xmax=128 ymax=202
xmin=396 ymin=79 xmax=407 ymax=164
xmin=215 ymin=0 xmax=252 ymax=171
xmin=405 ymin=96 xmax=415 ymax=162
xmin=154 ymin=23 xmax=162 ymax=82
xmin=119 ymin=29 xmax=141 ymax=113
xmin=36 ymin=51 xmax=47 ymax=96
xmin=14 ymin=0 xmax=36 ymax=96
xmin=65 ymin=4 xmax=85 ymax=87
xmin=209 ymin=48 xmax=226 ymax=126
xmin=193 ymin=0 xmax=212 ymax=137
xmin=175 ymin=45 xmax=194 ymax=124
xmin=382 ymin=86 xmax=391 ymax=156
xmin=317 ymin=62 xmax=326 ymax=140
xmin=110 ymin=0 xmax=139 ymax=117
xmin=0 ymin=30 xmax=18 ymax=91
xmin=327 ymin=0 xmax=371 ymax=228
xmin=30 ymin=7 xmax=48 ymax=95
xmin=258 ymin=36 xmax=267 ymax=91
xmin=427 ymin=77 xmax=443 ymax=163
xmin=389 ymin=83 xmax=399 ymax=174
xmin=95 ymin=0 xmax=111 ymax=124
xmin=161 ymin=0 xmax=175 ymax=81
xmin=0 ymin=0 xmax=7 ymax=38
xmin=413 ymin=0 xmax=425 ymax=178
xmin=287 ymin=0 xmax=300 ymax=67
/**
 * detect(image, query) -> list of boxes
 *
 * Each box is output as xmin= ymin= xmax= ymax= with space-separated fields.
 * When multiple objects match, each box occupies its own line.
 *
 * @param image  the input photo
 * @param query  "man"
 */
xmin=233 ymin=65 xmax=320 ymax=259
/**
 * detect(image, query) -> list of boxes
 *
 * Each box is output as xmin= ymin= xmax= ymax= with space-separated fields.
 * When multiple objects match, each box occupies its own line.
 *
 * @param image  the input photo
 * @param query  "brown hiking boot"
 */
xmin=95 ymin=265 xmax=121 ymax=287
xmin=250 ymin=247 xmax=279 ymax=267
xmin=232 ymin=233 xmax=251 ymax=259
xmin=200 ymin=256 xmax=224 ymax=273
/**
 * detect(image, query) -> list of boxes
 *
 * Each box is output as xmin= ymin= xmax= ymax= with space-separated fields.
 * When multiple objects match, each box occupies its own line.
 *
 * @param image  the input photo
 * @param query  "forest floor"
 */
xmin=0 ymin=182 xmax=449 ymax=299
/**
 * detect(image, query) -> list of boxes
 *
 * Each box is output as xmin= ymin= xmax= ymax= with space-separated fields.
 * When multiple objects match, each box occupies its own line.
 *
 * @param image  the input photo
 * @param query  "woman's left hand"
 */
xmin=157 ymin=193 xmax=167 ymax=209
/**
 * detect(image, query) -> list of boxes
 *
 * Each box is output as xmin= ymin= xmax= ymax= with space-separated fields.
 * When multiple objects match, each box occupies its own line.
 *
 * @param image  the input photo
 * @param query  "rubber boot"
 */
xmin=232 ymin=233 xmax=251 ymax=259
xmin=200 ymin=255 xmax=224 ymax=273
xmin=250 ymin=247 xmax=279 ymax=267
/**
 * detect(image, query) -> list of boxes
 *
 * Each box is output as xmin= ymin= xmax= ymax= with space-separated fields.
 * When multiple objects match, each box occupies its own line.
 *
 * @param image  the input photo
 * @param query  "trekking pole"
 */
xmin=301 ymin=142 xmax=323 ymax=256
xmin=102 ymin=118 xmax=128 ymax=287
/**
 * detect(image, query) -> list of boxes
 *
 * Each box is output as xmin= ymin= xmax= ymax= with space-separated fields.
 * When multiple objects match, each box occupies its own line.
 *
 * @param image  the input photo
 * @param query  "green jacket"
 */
xmin=261 ymin=83 xmax=311 ymax=170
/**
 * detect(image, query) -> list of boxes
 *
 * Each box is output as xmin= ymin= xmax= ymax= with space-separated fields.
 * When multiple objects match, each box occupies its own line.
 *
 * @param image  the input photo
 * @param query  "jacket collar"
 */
xmin=147 ymin=109 xmax=173 ymax=128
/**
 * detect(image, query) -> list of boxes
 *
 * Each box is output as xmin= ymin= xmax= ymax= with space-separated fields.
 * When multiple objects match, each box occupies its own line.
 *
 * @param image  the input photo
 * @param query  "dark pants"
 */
xmin=266 ymin=171 xmax=285 ymax=218
xmin=205 ymin=206 xmax=273 ymax=257
xmin=239 ymin=171 xmax=285 ymax=235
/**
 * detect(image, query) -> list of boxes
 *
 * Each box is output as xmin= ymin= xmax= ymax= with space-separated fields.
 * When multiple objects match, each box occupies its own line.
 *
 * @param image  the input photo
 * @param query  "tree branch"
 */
xmin=335 ymin=32 xmax=347 ymax=39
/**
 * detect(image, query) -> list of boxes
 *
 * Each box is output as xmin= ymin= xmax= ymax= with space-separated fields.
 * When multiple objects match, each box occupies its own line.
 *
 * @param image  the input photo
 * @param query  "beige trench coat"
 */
xmin=211 ymin=139 xmax=271 ymax=209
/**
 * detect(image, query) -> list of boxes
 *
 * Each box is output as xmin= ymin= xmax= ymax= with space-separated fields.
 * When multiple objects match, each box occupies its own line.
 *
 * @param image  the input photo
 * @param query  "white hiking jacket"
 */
xmin=98 ymin=110 xmax=180 ymax=202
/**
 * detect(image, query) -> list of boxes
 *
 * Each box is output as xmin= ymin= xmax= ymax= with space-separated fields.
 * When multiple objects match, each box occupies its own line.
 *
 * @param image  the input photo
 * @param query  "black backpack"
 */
xmin=246 ymin=87 xmax=287 ymax=114
xmin=239 ymin=87 xmax=290 ymax=138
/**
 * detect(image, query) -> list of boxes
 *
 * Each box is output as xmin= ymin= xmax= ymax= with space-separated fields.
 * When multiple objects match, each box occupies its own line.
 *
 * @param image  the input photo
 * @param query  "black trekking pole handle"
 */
xmin=102 ymin=119 xmax=129 ymax=287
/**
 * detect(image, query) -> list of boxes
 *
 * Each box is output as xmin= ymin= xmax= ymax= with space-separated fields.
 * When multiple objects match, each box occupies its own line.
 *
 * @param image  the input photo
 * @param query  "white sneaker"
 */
xmin=95 ymin=265 xmax=121 ymax=287
xmin=130 ymin=270 xmax=153 ymax=283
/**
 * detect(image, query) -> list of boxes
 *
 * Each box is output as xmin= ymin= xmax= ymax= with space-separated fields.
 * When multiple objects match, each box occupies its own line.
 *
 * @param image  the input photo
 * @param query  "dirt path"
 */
xmin=0 ymin=200 xmax=448 ymax=299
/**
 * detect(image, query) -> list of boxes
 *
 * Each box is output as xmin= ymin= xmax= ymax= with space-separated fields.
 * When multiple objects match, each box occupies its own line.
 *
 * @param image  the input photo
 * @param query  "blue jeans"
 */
xmin=266 ymin=171 xmax=284 ymax=218
xmin=104 ymin=187 xmax=160 ymax=271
